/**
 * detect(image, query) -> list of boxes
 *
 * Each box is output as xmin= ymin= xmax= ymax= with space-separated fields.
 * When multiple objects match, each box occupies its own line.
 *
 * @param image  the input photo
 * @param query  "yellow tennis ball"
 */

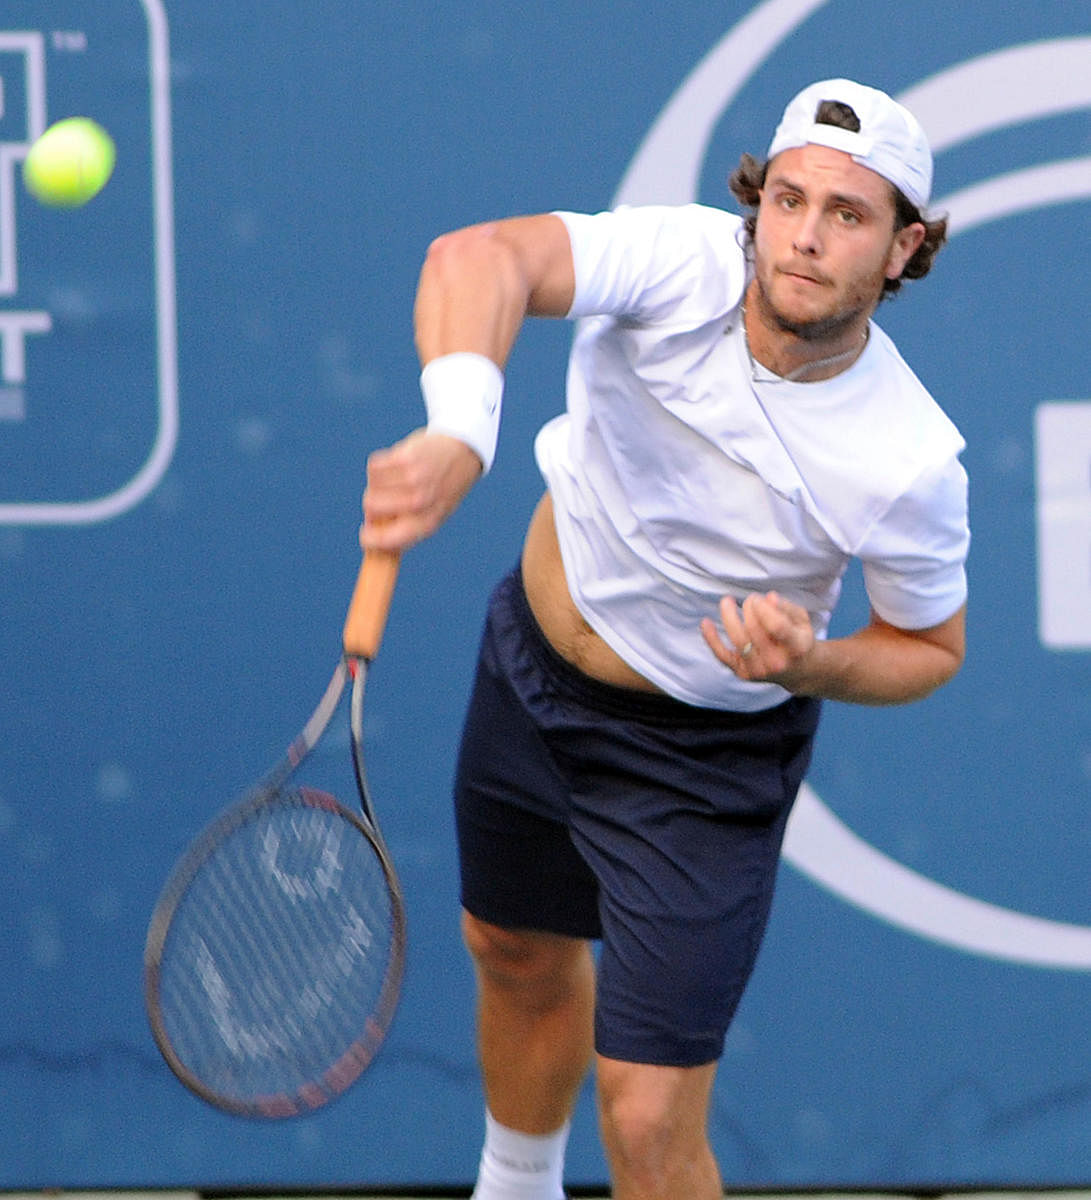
xmin=23 ymin=117 xmax=116 ymax=208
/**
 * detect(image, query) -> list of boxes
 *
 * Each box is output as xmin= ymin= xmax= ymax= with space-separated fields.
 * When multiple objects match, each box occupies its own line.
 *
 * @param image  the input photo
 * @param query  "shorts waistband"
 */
xmin=502 ymin=565 xmax=814 ymax=730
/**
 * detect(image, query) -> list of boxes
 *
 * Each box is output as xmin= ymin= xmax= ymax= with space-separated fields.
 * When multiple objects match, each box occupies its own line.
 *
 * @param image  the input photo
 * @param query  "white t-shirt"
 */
xmin=534 ymin=203 xmax=969 ymax=712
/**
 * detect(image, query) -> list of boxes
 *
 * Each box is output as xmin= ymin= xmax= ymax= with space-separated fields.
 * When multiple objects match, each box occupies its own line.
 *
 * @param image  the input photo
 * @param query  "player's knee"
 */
xmin=599 ymin=1086 xmax=671 ymax=1172
xmin=461 ymin=911 xmax=584 ymax=1001
xmin=603 ymin=1108 xmax=683 ymax=1186
xmin=596 ymin=1060 xmax=714 ymax=1183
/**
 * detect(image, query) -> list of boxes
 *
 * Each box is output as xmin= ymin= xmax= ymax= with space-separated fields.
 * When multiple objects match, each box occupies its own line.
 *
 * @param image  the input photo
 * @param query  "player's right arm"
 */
xmin=362 ymin=214 xmax=575 ymax=550
xmin=415 ymin=213 xmax=576 ymax=361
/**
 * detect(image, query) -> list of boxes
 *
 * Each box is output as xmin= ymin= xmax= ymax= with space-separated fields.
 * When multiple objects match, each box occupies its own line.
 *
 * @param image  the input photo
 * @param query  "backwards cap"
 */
xmin=766 ymin=79 xmax=932 ymax=210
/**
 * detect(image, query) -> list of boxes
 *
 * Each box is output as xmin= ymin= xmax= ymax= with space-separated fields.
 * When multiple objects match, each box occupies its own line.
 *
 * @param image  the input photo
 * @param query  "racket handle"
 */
xmin=343 ymin=548 xmax=401 ymax=660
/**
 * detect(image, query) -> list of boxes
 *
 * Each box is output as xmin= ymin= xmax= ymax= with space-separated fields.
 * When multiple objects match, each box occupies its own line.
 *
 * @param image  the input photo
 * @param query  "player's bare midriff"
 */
xmin=521 ymin=491 xmax=665 ymax=694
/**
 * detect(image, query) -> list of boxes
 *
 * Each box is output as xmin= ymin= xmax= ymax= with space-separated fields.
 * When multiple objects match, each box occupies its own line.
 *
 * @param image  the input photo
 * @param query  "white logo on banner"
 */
xmin=617 ymin=0 xmax=1091 ymax=968
xmin=0 ymin=1 xmax=177 ymax=525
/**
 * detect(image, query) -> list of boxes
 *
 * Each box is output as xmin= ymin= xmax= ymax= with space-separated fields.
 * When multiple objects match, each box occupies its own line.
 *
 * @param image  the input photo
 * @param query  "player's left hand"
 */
xmin=700 ymin=591 xmax=816 ymax=686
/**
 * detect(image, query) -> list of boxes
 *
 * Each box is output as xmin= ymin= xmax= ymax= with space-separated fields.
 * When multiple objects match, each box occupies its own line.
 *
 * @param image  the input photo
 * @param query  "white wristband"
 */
xmin=420 ymin=352 xmax=504 ymax=473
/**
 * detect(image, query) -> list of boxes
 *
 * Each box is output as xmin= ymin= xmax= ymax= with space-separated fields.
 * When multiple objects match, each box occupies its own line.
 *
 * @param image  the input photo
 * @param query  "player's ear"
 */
xmin=886 ymin=221 xmax=926 ymax=280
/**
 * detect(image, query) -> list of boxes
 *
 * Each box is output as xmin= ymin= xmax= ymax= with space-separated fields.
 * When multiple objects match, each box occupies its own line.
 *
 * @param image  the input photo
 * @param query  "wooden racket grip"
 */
xmin=343 ymin=548 xmax=401 ymax=660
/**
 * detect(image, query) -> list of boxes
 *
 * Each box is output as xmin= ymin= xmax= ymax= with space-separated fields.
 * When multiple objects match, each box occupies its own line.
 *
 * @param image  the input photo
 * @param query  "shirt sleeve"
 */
xmin=553 ymin=205 xmax=748 ymax=325
xmin=857 ymin=454 xmax=970 ymax=630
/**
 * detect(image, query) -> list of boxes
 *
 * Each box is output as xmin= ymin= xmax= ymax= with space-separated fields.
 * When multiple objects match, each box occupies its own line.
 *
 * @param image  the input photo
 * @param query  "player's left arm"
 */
xmin=701 ymin=594 xmax=965 ymax=705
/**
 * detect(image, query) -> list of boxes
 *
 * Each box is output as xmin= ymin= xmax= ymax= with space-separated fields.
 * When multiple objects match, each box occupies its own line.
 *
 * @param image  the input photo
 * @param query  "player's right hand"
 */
xmin=360 ymin=428 xmax=483 ymax=551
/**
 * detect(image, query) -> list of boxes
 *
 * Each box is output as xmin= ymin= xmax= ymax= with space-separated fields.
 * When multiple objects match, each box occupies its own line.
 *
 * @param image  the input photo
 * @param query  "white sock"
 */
xmin=470 ymin=1109 xmax=570 ymax=1200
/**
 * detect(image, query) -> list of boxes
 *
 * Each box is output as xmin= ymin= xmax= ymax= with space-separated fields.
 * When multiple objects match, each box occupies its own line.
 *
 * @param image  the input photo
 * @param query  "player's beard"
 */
xmin=750 ymin=268 xmax=877 ymax=344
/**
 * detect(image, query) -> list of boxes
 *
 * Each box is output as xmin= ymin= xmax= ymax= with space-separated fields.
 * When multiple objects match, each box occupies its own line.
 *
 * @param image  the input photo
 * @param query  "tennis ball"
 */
xmin=23 ymin=117 xmax=116 ymax=208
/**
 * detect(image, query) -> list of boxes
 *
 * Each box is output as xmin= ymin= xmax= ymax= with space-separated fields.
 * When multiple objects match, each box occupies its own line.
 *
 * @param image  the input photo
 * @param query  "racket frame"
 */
xmin=143 ymin=549 xmax=406 ymax=1118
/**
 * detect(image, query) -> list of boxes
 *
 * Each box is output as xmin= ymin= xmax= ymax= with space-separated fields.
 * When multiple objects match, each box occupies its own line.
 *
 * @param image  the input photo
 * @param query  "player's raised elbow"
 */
xmin=421 ymin=223 xmax=531 ymax=310
xmin=426 ymin=222 xmax=509 ymax=276
xmin=424 ymin=216 xmax=574 ymax=316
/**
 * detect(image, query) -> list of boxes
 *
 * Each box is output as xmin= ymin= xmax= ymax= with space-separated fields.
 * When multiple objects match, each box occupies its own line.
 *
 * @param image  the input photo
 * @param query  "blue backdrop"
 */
xmin=4 ymin=0 xmax=1091 ymax=1189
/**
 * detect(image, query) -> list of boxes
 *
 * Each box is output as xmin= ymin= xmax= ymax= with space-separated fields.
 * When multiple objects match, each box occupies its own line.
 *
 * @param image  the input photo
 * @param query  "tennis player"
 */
xmin=363 ymin=79 xmax=969 ymax=1200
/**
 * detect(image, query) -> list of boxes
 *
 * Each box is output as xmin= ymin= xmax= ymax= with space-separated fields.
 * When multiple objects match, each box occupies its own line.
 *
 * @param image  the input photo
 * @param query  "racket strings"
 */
xmin=152 ymin=790 xmax=399 ymax=1112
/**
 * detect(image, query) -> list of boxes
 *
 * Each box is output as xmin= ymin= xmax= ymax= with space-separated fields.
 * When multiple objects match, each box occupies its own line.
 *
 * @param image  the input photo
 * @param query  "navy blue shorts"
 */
xmin=454 ymin=568 xmax=821 ymax=1067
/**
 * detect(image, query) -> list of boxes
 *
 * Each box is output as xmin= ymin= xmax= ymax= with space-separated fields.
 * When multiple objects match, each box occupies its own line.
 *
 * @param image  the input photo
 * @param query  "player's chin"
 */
xmin=763 ymin=280 xmax=824 ymax=325
xmin=774 ymin=295 xmax=862 ymax=343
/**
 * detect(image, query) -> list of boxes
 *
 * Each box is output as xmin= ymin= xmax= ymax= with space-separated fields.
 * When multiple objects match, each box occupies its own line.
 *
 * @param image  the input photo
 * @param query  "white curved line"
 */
xmin=938 ymin=156 xmax=1091 ymax=235
xmin=785 ymin=141 xmax=1091 ymax=967
xmin=614 ymin=0 xmax=829 ymax=206
xmin=618 ymin=16 xmax=1091 ymax=966
xmin=785 ymin=786 xmax=1091 ymax=968
xmin=898 ymin=38 xmax=1091 ymax=154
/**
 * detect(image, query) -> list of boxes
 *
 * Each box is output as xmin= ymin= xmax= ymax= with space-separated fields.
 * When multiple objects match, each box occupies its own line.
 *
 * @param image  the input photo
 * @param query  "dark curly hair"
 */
xmin=728 ymin=99 xmax=948 ymax=299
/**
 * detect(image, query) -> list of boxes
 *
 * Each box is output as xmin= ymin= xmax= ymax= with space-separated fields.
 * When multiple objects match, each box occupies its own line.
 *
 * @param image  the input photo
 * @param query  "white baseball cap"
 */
xmin=766 ymin=78 xmax=933 ymax=211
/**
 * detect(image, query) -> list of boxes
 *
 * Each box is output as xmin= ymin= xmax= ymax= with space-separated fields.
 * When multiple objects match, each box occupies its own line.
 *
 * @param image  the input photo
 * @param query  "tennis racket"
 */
xmin=143 ymin=548 xmax=405 ymax=1118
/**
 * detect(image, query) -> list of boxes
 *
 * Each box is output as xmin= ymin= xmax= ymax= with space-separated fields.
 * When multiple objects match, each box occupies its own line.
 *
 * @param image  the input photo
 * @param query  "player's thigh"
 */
xmin=454 ymin=608 xmax=602 ymax=939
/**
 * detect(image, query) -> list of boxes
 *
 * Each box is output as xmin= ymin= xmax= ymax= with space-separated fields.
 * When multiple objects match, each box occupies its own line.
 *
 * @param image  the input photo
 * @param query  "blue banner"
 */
xmin=3 ymin=0 xmax=1090 ymax=1189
